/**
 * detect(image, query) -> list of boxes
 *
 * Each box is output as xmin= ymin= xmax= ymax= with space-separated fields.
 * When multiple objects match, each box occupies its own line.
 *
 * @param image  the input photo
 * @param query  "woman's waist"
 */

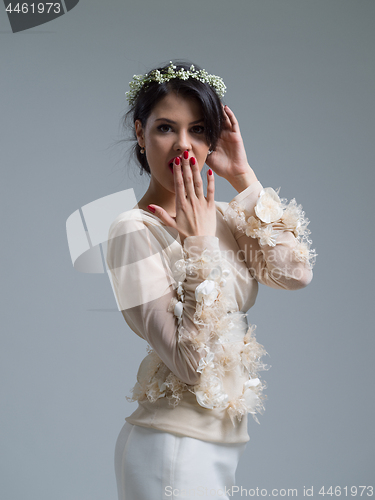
xmin=135 ymin=311 xmax=250 ymax=397
xmin=125 ymin=393 xmax=250 ymax=444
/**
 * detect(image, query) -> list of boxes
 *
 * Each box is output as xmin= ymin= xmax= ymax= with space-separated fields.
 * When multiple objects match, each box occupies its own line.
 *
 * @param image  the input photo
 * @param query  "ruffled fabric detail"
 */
xmin=128 ymin=244 xmax=269 ymax=425
xmin=190 ymin=317 xmax=268 ymax=425
xmin=127 ymin=346 xmax=189 ymax=407
xmin=227 ymin=377 xmax=266 ymax=425
xmin=224 ymin=187 xmax=317 ymax=269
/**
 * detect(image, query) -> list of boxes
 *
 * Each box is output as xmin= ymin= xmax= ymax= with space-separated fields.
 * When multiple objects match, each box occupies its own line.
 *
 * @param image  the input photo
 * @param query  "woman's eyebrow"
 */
xmin=154 ymin=118 xmax=204 ymax=125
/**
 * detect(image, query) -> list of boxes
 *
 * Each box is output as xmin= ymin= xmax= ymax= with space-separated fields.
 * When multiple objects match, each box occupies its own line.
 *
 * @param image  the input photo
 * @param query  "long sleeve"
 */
xmin=223 ymin=181 xmax=316 ymax=290
xmin=106 ymin=214 xmax=225 ymax=388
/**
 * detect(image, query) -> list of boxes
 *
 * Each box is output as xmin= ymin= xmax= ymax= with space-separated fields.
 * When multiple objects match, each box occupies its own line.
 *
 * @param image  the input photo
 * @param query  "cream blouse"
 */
xmin=106 ymin=180 xmax=315 ymax=443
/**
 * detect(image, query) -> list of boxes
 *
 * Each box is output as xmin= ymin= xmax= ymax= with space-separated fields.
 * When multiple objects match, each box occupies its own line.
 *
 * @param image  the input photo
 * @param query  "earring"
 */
xmin=207 ymin=150 xmax=213 ymax=155
xmin=140 ymin=147 xmax=145 ymax=154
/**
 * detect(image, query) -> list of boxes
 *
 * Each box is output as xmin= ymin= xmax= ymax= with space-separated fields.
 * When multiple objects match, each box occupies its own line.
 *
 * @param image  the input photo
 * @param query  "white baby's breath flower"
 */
xmin=255 ymin=187 xmax=284 ymax=223
xmin=126 ymin=62 xmax=226 ymax=105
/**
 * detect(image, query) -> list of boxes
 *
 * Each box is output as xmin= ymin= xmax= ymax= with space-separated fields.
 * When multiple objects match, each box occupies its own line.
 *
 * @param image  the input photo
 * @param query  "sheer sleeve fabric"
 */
xmin=106 ymin=215 xmax=223 ymax=386
xmin=223 ymin=181 xmax=316 ymax=291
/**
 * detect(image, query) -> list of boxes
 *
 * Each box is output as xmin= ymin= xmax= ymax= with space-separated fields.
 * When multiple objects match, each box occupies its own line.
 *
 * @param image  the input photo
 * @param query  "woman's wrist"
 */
xmin=227 ymin=165 xmax=258 ymax=193
xmin=180 ymin=232 xmax=217 ymax=246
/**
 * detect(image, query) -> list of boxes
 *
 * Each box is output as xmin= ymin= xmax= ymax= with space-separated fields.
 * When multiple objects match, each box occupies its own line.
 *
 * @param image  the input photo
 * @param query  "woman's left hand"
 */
xmin=206 ymin=105 xmax=257 ymax=192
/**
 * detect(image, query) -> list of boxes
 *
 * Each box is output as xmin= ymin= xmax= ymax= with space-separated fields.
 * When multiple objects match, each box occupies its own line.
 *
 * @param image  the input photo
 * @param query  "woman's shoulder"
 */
xmin=107 ymin=208 xmax=180 ymax=257
xmin=108 ymin=208 xmax=166 ymax=235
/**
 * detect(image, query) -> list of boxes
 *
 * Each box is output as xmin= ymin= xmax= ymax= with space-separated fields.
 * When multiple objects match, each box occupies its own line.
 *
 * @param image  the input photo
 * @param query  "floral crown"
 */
xmin=125 ymin=61 xmax=227 ymax=105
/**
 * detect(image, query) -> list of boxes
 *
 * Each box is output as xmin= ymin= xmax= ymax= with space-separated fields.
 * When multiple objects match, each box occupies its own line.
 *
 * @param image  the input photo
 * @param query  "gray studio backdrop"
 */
xmin=1 ymin=1 xmax=374 ymax=499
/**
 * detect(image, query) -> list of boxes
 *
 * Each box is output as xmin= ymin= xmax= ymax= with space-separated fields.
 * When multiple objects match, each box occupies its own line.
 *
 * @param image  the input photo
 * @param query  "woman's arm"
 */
xmin=223 ymin=182 xmax=315 ymax=290
xmin=207 ymin=105 xmax=316 ymax=290
xmin=106 ymin=216 xmax=227 ymax=387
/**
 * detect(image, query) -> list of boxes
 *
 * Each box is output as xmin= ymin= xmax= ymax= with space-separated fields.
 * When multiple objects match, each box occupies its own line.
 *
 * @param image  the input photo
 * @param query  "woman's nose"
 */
xmin=174 ymin=131 xmax=191 ymax=152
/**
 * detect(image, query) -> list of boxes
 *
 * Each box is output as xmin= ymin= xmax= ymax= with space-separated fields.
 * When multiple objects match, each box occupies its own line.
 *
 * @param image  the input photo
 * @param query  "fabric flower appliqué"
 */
xmin=255 ymin=187 xmax=284 ymax=223
xmin=224 ymin=185 xmax=317 ymax=265
xmin=258 ymin=225 xmax=280 ymax=247
xmin=172 ymin=259 xmax=187 ymax=283
xmin=227 ymin=377 xmax=265 ymax=425
xmin=195 ymin=374 xmax=229 ymax=410
xmin=195 ymin=279 xmax=219 ymax=306
xmin=128 ymin=231 xmax=269 ymax=426
xmin=293 ymin=240 xmax=313 ymax=266
xmin=245 ymin=216 xmax=262 ymax=238
xmin=243 ymin=378 xmax=261 ymax=411
xmin=196 ymin=349 xmax=215 ymax=374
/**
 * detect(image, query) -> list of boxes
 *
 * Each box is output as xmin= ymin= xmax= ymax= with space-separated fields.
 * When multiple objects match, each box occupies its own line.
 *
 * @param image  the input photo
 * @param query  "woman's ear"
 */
xmin=135 ymin=120 xmax=145 ymax=148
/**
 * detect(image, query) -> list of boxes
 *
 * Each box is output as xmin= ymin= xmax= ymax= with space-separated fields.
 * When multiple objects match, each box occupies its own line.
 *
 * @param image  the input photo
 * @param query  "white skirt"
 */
xmin=115 ymin=422 xmax=247 ymax=500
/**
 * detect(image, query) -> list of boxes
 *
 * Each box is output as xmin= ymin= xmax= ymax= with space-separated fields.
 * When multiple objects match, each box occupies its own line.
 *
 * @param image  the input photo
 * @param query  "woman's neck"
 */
xmin=136 ymin=180 xmax=176 ymax=218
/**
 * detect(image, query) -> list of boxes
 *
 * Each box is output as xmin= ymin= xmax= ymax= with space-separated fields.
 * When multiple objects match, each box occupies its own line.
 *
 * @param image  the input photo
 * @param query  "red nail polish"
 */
xmin=147 ymin=205 xmax=155 ymax=213
xmin=183 ymin=150 xmax=189 ymax=160
xmin=190 ymin=157 xmax=196 ymax=166
xmin=175 ymin=157 xmax=180 ymax=165
xmin=208 ymin=169 xmax=213 ymax=175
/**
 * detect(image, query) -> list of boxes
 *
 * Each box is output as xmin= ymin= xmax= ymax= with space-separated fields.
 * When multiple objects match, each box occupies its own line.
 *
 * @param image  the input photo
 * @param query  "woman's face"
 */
xmin=135 ymin=92 xmax=210 ymax=196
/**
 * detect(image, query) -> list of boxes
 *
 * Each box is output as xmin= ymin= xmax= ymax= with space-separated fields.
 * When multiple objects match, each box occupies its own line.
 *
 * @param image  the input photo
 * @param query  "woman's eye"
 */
xmin=157 ymin=124 xmax=172 ymax=133
xmin=191 ymin=125 xmax=205 ymax=134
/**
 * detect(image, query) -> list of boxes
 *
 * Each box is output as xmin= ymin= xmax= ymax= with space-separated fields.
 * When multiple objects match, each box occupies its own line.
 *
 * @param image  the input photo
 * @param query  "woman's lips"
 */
xmin=168 ymin=156 xmax=182 ymax=174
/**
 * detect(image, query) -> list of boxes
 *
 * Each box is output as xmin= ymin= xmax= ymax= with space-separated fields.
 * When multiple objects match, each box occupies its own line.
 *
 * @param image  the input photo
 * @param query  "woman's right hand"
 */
xmin=148 ymin=151 xmax=217 ymax=244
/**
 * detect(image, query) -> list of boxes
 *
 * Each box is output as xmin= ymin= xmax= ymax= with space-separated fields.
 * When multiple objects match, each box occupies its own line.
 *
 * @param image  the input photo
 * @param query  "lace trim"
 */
xmin=223 ymin=187 xmax=317 ymax=269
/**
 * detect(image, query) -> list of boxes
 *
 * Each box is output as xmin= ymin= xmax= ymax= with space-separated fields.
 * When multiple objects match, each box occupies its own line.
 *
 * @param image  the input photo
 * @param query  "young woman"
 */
xmin=106 ymin=61 xmax=316 ymax=499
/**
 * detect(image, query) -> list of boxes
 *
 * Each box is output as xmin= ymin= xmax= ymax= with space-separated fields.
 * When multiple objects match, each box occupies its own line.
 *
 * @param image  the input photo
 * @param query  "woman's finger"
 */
xmin=181 ymin=150 xmax=195 ymax=201
xmin=147 ymin=204 xmax=177 ymax=229
xmin=222 ymin=104 xmax=232 ymax=129
xmin=224 ymin=105 xmax=240 ymax=133
xmin=173 ymin=157 xmax=186 ymax=208
xmin=206 ymin=168 xmax=215 ymax=205
xmin=190 ymin=156 xmax=204 ymax=199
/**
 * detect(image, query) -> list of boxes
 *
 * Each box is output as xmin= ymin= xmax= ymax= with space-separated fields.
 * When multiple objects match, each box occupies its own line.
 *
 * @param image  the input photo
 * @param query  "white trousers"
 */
xmin=114 ymin=422 xmax=247 ymax=500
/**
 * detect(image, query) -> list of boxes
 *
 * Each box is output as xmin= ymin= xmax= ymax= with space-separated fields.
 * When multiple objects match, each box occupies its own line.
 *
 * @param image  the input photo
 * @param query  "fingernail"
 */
xmin=183 ymin=150 xmax=189 ymax=160
xmin=175 ymin=157 xmax=180 ymax=165
xmin=208 ymin=169 xmax=213 ymax=175
xmin=147 ymin=205 xmax=155 ymax=213
xmin=190 ymin=157 xmax=196 ymax=166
